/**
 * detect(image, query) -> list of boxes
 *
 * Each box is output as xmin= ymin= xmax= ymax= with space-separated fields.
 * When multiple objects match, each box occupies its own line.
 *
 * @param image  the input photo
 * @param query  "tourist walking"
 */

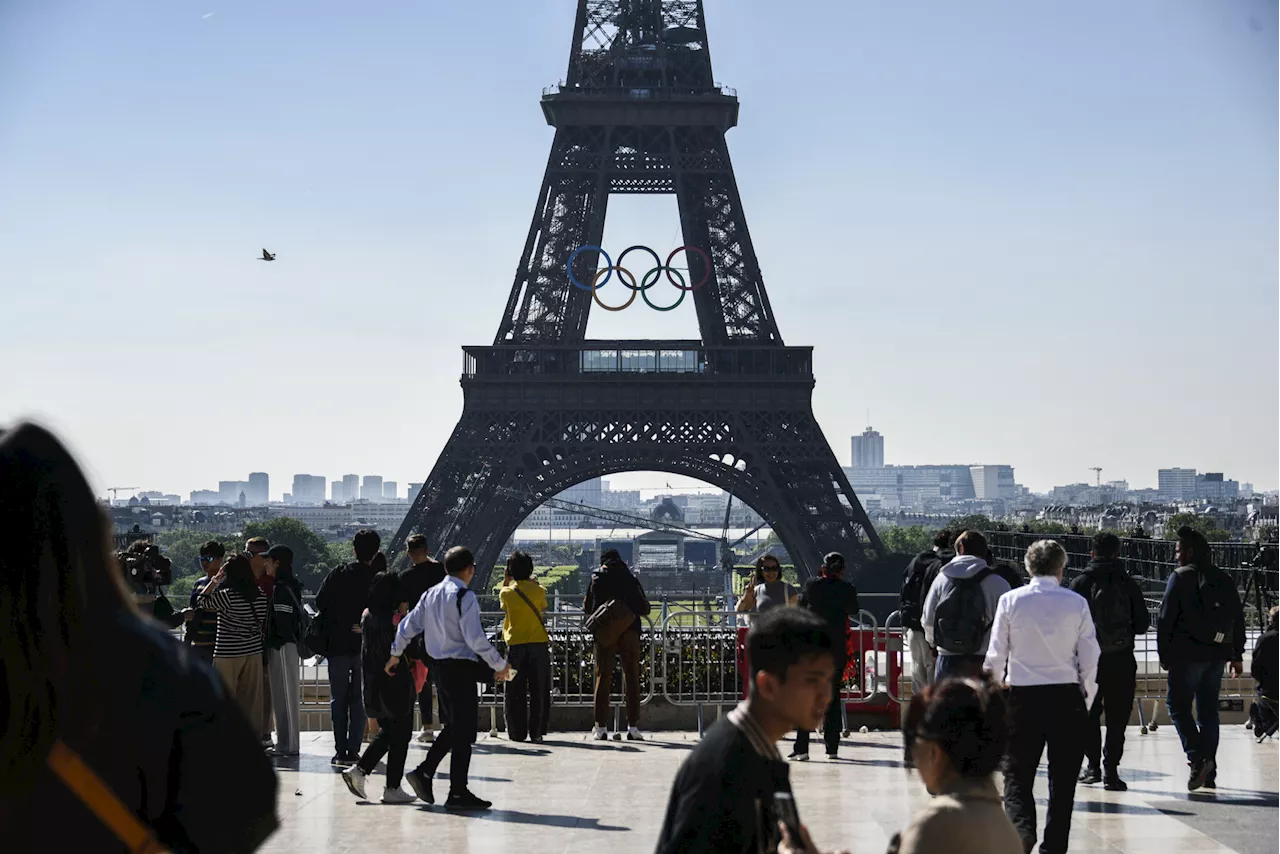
xmin=657 ymin=607 xmax=838 ymax=854
xmin=0 ymin=423 xmax=278 ymax=852
xmin=391 ymin=547 xmax=510 ymax=811
xmin=197 ymin=553 xmax=271 ymax=735
xmin=922 ymin=530 xmax=1010 ymax=681
xmin=899 ymin=531 xmax=954 ymax=693
xmin=737 ymin=553 xmax=798 ymax=615
xmin=399 ymin=533 xmax=446 ymax=742
xmin=264 ymin=544 xmax=305 ymax=757
xmin=185 ymin=540 xmax=225 ymax=666
xmin=500 ymin=550 xmax=552 ymax=742
xmin=792 ymin=551 xmax=859 ymax=761
xmin=984 ymin=539 xmax=1099 ymax=854
xmin=343 ymin=571 xmax=417 ymax=804
xmin=584 ymin=550 xmax=652 ymax=741
xmin=1158 ymin=526 xmax=1245 ymax=790
xmin=316 ymin=529 xmax=380 ymax=764
xmin=1069 ymin=532 xmax=1150 ymax=790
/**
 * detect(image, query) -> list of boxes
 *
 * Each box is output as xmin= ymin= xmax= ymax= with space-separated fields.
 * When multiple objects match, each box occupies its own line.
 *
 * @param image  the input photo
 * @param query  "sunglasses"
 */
xmin=198 ymin=556 xmax=217 ymax=563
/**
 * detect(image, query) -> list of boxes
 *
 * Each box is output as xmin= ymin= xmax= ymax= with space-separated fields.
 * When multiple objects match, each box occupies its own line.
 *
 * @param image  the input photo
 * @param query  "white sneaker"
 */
xmin=341 ymin=766 xmax=368 ymax=800
xmin=382 ymin=786 xmax=416 ymax=805
xmin=417 ymin=729 xmax=434 ymax=744
xmin=626 ymin=727 xmax=644 ymax=741
xmin=592 ymin=725 xmax=609 ymax=741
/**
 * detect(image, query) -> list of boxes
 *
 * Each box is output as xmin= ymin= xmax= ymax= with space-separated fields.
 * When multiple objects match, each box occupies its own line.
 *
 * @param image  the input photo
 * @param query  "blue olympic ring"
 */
xmin=566 ymin=245 xmax=712 ymax=311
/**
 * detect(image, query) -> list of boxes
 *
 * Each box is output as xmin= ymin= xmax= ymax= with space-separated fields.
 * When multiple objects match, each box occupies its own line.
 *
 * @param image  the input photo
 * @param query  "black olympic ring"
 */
xmin=566 ymin=244 xmax=712 ymax=312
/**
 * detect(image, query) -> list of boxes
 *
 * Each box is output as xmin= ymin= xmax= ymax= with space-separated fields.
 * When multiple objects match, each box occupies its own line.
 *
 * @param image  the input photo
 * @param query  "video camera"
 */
xmin=118 ymin=541 xmax=173 ymax=589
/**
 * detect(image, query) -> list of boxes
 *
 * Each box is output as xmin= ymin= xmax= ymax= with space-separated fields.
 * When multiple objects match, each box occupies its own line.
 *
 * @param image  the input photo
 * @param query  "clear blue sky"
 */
xmin=1 ymin=0 xmax=1275 ymax=499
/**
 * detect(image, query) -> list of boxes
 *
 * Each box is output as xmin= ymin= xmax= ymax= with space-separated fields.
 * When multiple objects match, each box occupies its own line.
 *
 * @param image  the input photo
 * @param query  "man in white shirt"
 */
xmin=984 ymin=539 xmax=1100 ymax=854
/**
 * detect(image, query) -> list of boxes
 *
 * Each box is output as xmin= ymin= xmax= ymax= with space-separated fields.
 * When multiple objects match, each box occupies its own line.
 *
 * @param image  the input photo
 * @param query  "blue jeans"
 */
xmin=328 ymin=654 xmax=366 ymax=756
xmin=935 ymin=653 xmax=985 ymax=682
xmin=1167 ymin=660 xmax=1225 ymax=766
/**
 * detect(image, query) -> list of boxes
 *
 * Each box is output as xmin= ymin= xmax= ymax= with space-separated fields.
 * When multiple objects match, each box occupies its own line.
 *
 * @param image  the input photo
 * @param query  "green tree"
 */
xmin=326 ymin=540 xmax=355 ymax=568
xmin=241 ymin=517 xmax=333 ymax=591
xmin=946 ymin=514 xmax=995 ymax=535
xmin=878 ymin=525 xmax=933 ymax=556
xmin=1163 ymin=512 xmax=1231 ymax=543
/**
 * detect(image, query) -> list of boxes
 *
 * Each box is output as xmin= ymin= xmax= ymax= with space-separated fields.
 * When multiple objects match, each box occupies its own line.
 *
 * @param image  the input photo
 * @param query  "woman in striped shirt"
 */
xmin=197 ymin=553 xmax=269 ymax=733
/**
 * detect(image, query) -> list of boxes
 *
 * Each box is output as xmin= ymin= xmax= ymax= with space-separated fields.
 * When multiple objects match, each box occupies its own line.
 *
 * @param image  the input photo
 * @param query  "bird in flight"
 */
xmin=259 ymin=249 xmax=276 ymax=261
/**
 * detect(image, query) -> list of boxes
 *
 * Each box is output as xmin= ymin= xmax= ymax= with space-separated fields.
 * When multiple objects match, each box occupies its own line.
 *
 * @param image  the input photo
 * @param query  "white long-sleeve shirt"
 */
xmin=984 ymin=575 xmax=1100 ymax=709
xmin=391 ymin=574 xmax=506 ymax=672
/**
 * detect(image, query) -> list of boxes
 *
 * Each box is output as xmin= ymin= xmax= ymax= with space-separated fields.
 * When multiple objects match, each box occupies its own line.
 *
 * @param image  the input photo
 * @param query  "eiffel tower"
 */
xmin=390 ymin=0 xmax=884 ymax=586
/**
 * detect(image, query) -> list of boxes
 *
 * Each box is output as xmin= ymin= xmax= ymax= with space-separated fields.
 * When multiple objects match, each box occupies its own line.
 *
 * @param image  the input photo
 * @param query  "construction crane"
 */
xmin=108 ymin=487 xmax=139 ymax=502
xmin=1089 ymin=467 xmax=1102 ymax=487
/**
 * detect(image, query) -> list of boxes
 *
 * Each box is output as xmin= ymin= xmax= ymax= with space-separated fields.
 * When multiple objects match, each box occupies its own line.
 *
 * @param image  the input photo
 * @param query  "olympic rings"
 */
xmin=566 ymin=244 xmax=711 ymax=310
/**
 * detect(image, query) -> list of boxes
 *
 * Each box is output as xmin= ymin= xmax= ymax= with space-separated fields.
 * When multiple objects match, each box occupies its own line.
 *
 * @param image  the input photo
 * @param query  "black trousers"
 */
xmin=1004 ymin=684 xmax=1088 ymax=854
xmin=357 ymin=715 xmax=412 ymax=789
xmin=795 ymin=676 xmax=843 ymax=756
xmin=505 ymin=642 xmax=551 ymax=741
xmin=1084 ymin=651 xmax=1136 ymax=771
xmin=418 ymin=674 xmax=433 ymax=727
xmin=412 ymin=659 xmax=479 ymax=796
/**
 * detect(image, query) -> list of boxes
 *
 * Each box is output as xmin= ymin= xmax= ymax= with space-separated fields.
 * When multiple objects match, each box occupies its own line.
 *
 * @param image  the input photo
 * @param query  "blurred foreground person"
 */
xmin=0 ymin=423 xmax=278 ymax=851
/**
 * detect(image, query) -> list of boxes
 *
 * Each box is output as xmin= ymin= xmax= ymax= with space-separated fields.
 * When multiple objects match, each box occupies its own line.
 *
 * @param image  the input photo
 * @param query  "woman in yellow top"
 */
xmin=499 ymin=551 xmax=551 ymax=743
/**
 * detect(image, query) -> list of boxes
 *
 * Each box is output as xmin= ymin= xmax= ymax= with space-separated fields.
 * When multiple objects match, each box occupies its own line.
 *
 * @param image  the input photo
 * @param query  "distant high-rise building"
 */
xmin=290 ymin=474 xmax=326 ymax=504
xmin=342 ymin=474 xmax=360 ymax=504
xmin=408 ymin=482 xmax=424 ymax=501
xmin=1242 ymin=482 xmax=1255 ymax=496
xmin=969 ymin=465 xmax=1017 ymax=500
xmin=190 ymin=489 xmax=220 ymax=504
xmin=218 ymin=480 xmax=248 ymax=505
xmin=332 ymin=480 xmax=346 ymax=503
xmin=383 ymin=481 xmax=399 ymax=501
xmin=559 ymin=477 xmax=603 ymax=507
xmin=1195 ymin=472 xmax=1239 ymax=502
xmin=1158 ymin=468 xmax=1198 ymax=501
xmin=361 ymin=475 xmax=384 ymax=502
xmin=851 ymin=427 xmax=885 ymax=468
xmin=247 ymin=472 xmax=269 ymax=505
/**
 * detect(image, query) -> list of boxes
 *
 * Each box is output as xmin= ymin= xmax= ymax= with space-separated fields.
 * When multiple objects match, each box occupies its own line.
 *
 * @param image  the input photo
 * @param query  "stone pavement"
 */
xmin=262 ymin=725 xmax=1277 ymax=853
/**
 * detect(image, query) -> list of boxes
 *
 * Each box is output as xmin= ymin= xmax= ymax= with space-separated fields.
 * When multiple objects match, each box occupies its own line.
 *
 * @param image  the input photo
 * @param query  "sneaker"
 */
xmin=417 ymin=730 xmax=434 ymax=744
xmin=330 ymin=754 xmax=347 ymax=766
xmin=342 ymin=767 xmax=368 ymax=800
xmin=1079 ymin=766 xmax=1102 ymax=785
xmin=825 ymin=751 xmax=839 ymax=760
xmin=531 ymin=735 xmax=545 ymax=744
xmin=1188 ymin=758 xmax=1215 ymax=791
xmin=343 ymin=752 xmax=363 ymax=764
xmin=404 ymin=769 xmax=434 ymax=805
xmin=445 ymin=790 xmax=492 ymax=811
xmin=626 ymin=727 xmax=644 ymax=741
xmin=592 ymin=725 xmax=609 ymax=741
xmin=787 ymin=752 xmax=809 ymax=762
xmin=1203 ymin=773 xmax=1217 ymax=789
xmin=382 ymin=786 xmax=417 ymax=805
xmin=1103 ymin=771 xmax=1128 ymax=792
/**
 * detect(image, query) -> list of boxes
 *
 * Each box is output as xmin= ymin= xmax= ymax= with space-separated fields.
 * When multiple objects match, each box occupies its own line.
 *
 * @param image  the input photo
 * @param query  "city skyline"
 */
xmin=2 ymin=1 xmax=1275 ymax=500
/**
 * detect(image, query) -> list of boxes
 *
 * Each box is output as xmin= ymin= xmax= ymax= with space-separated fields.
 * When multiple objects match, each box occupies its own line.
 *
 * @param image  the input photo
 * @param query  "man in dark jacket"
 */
xmin=656 ymin=607 xmax=837 ymax=854
xmin=1070 ymin=532 xmax=1150 ymax=790
xmin=1158 ymin=527 xmax=1246 ymax=790
xmin=899 ymin=531 xmax=954 ymax=694
xmin=1251 ymin=607 xmax=1279 ymax=738
xmin=315 ymin=529 xmax=380 ymax=764
xmin=398 ymin=534 xmax=446 ymax=743
xmin=584 ymin=550 xmax=651 ymax=740
xmin=792 ymin=551 xmax=859 ymax=760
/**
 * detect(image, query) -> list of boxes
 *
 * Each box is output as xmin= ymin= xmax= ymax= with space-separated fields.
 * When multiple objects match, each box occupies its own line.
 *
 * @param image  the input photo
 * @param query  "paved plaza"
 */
xmin=262 ymin=724 xmax=1277 ymax=854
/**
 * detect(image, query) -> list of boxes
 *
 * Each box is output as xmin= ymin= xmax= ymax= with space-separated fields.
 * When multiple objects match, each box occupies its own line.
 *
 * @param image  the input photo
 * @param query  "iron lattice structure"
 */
xmin=391 ymin=0 xmax=884 ymax=586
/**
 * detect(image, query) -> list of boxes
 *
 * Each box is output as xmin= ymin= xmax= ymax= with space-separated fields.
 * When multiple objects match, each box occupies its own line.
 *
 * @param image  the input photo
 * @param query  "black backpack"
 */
xmin=932 ymin=568 xmax=994 ymax=655
xmin=899 ymin=552 xmax=936 ymax=627
xmin=1087 ymin=573 xmax=1134 ymax=653
xmin=1176 ymin=564 xmax=1238 ymax=649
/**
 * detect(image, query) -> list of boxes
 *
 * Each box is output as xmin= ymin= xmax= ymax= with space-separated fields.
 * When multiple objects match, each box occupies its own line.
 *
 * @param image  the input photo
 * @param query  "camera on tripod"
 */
xmin=118 ymin=540 xmax=173 ymax=590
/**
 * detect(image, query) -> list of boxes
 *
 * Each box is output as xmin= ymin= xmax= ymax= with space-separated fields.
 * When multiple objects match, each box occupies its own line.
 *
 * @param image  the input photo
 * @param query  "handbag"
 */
xmin=304 ymin=607 xmax=330 ymax=659
xmin=47 ymin=740 xmax=170 ymax=854
xmin=584 ymin=598 xmax=635 ymax=647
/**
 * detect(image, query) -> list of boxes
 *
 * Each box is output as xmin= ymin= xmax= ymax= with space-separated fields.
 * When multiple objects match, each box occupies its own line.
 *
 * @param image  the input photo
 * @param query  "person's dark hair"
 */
xmin=822 ymin=551 xmax=845 ymax=575
xmin=754 ymin=553 xmax=782 ymax=585
xmin=266 ymin=544 xmax=302 ymax=595
xmin=199 ymin=540 xmax=226 ymax=559
xmin=370 ymin=552 xmax=387 ymax=575
xmin=127 ymin=538 xmax=153 ymax=554
xmin=955 ymin=530 xmax=987 ymax=557
xmin=933 ymin=530 xmax=954 ymax=550
xmin=367 ymin=571 xmax=400 ymax=618
xmin=600 ymin=548 xmax=621 ymax=565
xmin=0 ymin=423 xmax=136 ymax=794
xmin=245 ymin=536 xmax=270 ymax=553
xmin=903 ymin=676 xmax=1009 ymax=778
xmin=221 ymin=554 xmax=260 ymax=602
xmin=353 ymin=529 xmax=381 ymax=563
xmin=1092 ymin=531 xmax=1120 ymax=559
xmin=444 ymin=546 xmax=475 ymax=576
xmin=1176 ymin=526 xmax=1214 ymax=568
xmin=747 ymin=607 xmax=836 ymax=692
xmin=405 ymin=533 xmax=429 ymax=554
xmin=508 ymin=550 xmax=534 ymax=582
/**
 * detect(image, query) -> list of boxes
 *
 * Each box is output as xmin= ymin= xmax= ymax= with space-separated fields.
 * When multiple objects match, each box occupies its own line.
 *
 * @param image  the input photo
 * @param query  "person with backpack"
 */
xmin=583 ymin=549 xmax=652 ymax=741
xmin=1158 ymin=526 xmax=1246 ymax=791
xmin=899 ymin=530 xmax=954 ymax=694
xmin=921 ymin=531 xmax=1010 ymax=682
xmin=792 ymin=551 xmax=860 ymax=760
xmin=499 ymin=550 xmax=551 ymax=743
xmin=1069 ymin=532 xmax=1150 ymax=790
xmin=984 ymin=539 xmax=1099 ymax=854
xmin=264 ymin=545 xmax=307 ymax=757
